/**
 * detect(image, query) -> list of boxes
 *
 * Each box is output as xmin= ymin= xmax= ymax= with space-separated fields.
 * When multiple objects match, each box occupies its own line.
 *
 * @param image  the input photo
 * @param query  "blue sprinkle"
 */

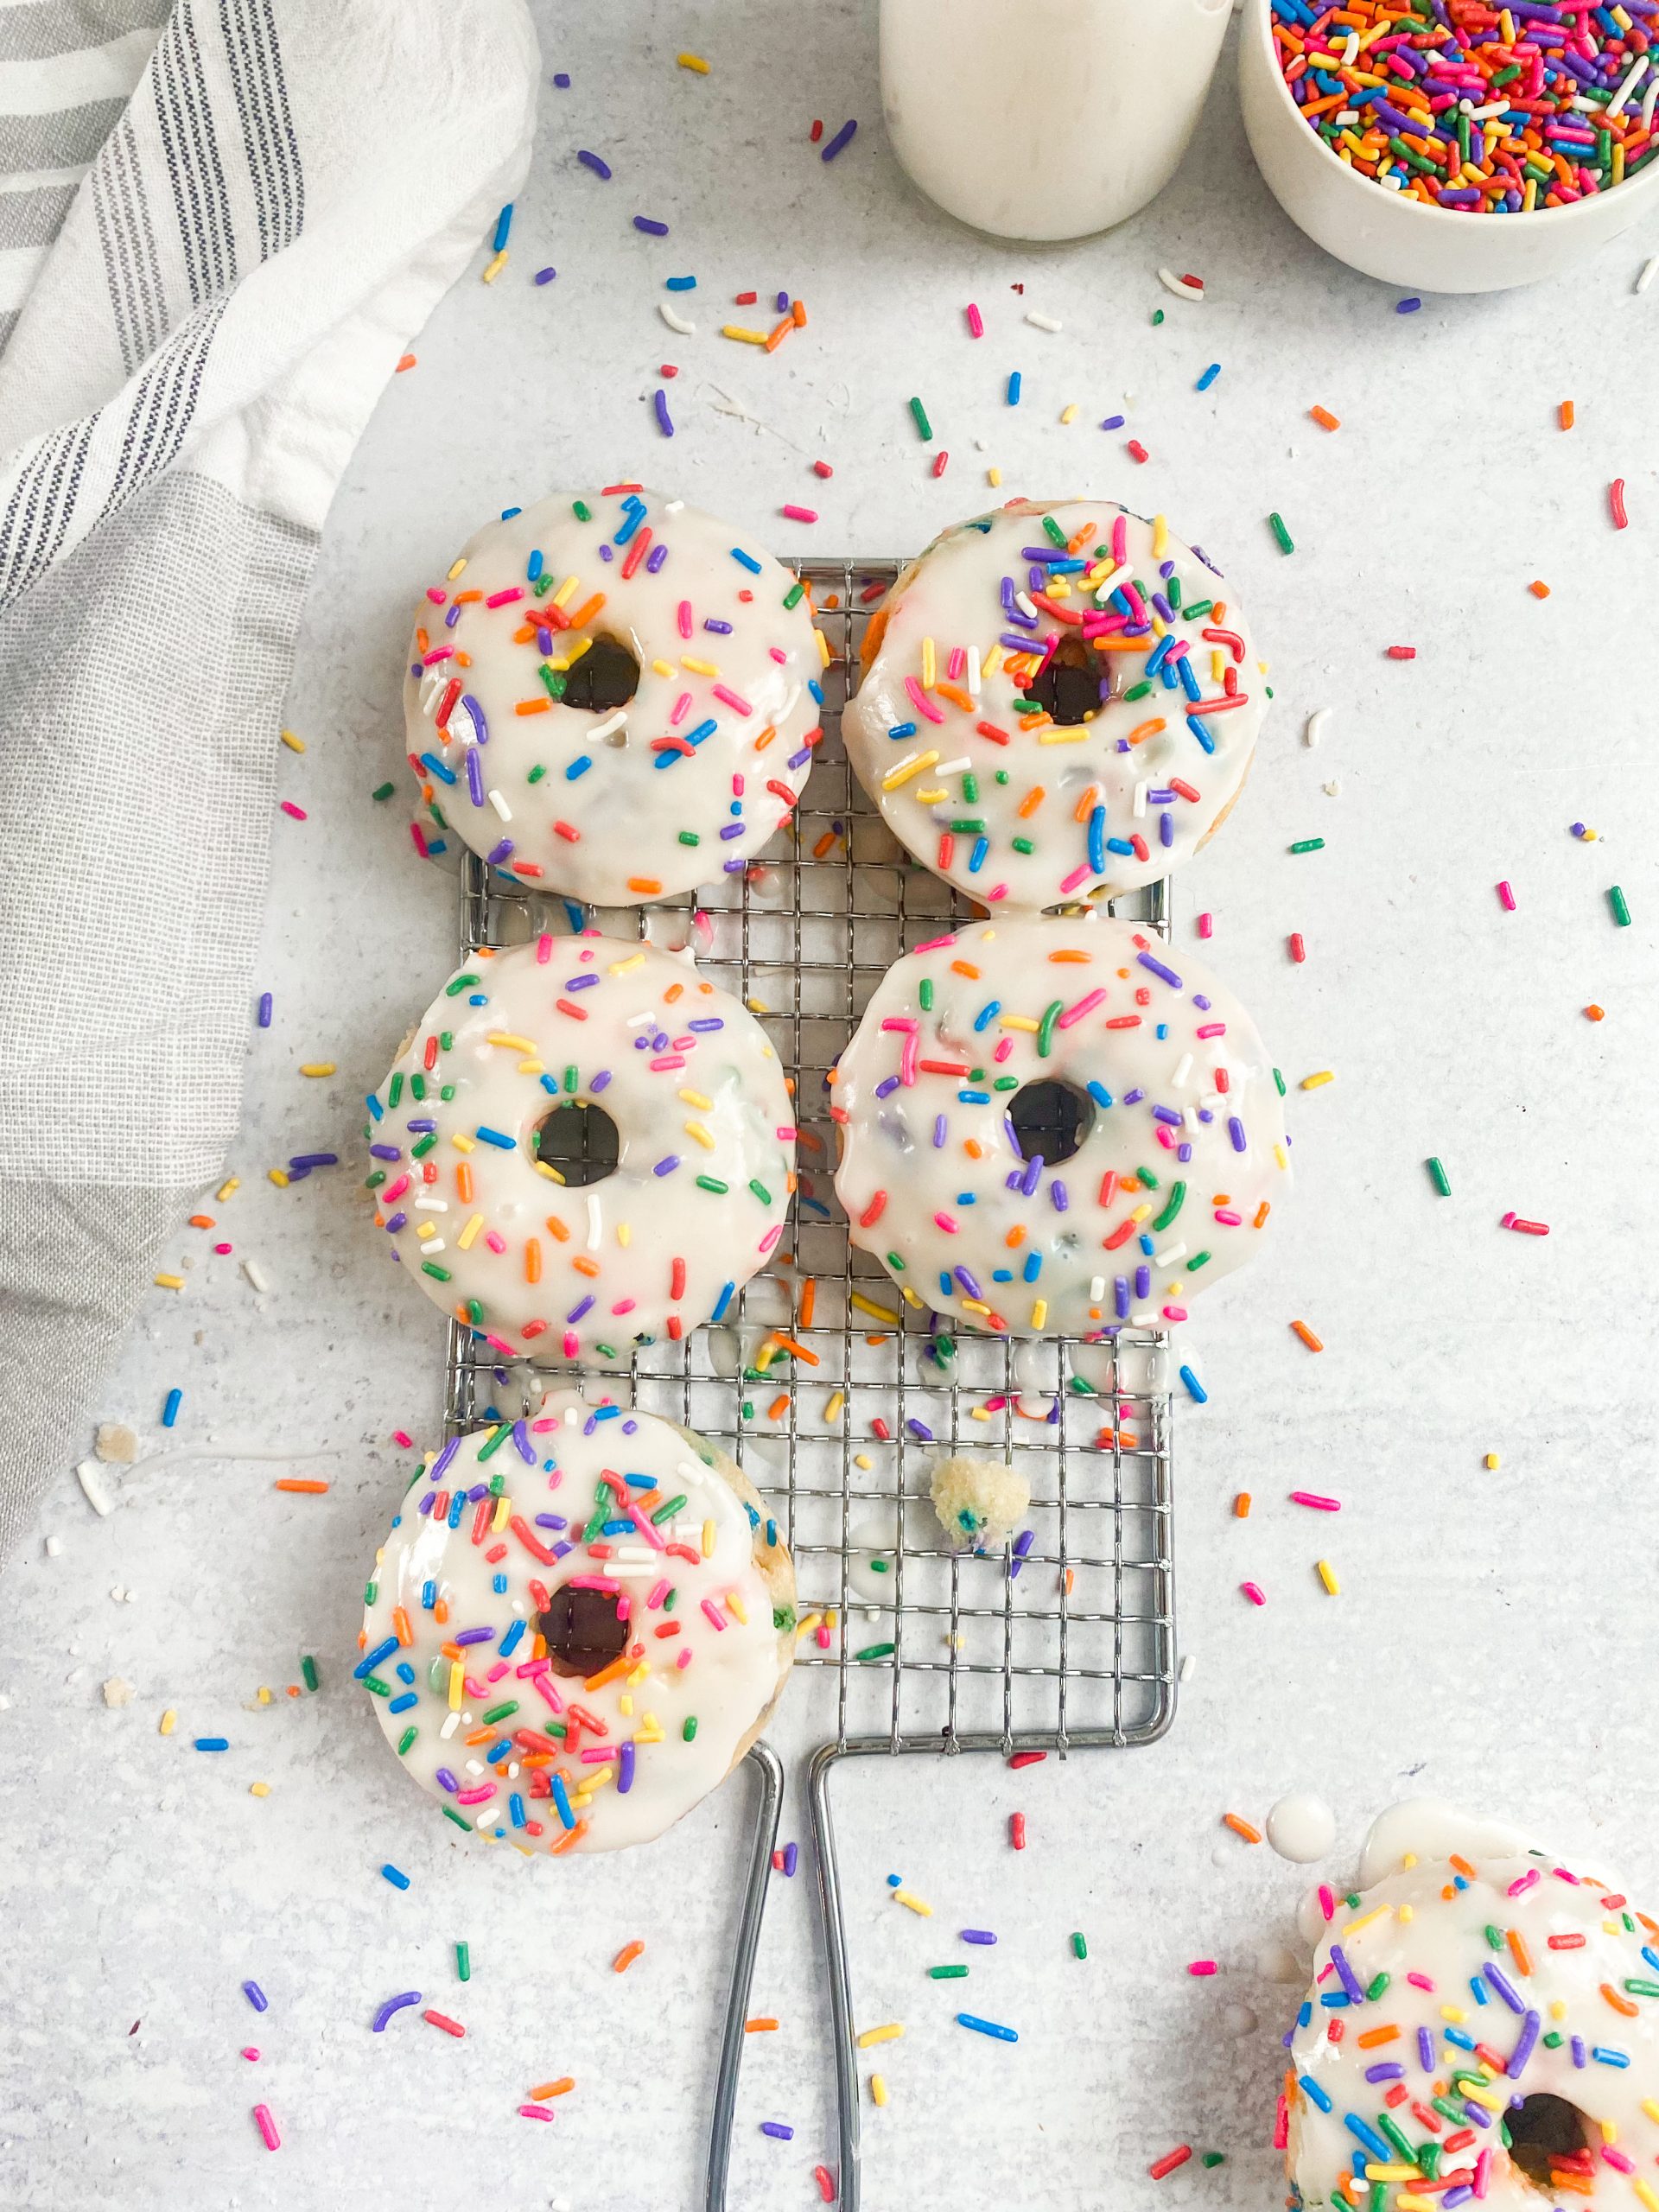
xmin=387 ymin=1693 xmax=417 ymax=1713
xmin=665 ymin=275 xmax=697 ymax=290
xmin=380 ymin=1863 xmax=410 ymax=1891
xmin=957 ymin=2012 xmax=1018 ymax=2043
xmin=1007 ymin=371 xmax=1022 ymax=405
xmin=162 ymin=1387 xmax=182 ymax=1428
xmin=887 ymin=1873 xmax=904 ymax=1887
xmin=1178 ymin=1364 xmax=1207 ymax=1404
xmin=730 ymin=547 xmax=763 ymax=575
xmin=194 ymin=1737 xmax=230 ymax=1751
xmin=257 ymin=991 xmax=272 ymax=1028
xmin=1298 ymin=2074 xmax=1332 ymax=2113
xmin=492 ymin=203 xmax=512 ymax=252
xmin=1195 ymin=361 xmax=1221 ymax=391
xmin=474 ymin=1126 xmax=517 ymax=1149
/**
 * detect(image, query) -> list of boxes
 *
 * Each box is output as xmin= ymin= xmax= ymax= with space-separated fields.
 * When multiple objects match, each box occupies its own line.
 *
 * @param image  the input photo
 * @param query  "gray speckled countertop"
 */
xmin=5 ymin=3 xmax=1659 ymax=2206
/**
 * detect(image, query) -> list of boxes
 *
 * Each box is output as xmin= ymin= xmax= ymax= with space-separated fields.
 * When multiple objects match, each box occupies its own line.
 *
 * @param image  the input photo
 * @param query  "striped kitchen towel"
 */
xmin=0 ymin=0 xmax=538 ymax=1567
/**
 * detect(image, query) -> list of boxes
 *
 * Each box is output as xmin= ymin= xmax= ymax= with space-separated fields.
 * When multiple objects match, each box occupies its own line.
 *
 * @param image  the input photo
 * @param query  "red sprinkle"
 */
xmin=1611 ymin=477 xmax=1629 ymax=531
xmin=1007 ymin=1750 xmax=1046 ymax=1770
xmin=659 ymin=364 xmax=678 ymax=378
xmin=813 ymin=460 xmax=835 ymax=478
xmin=1127 ymin=439 xmax=1149 ymax=463
xmin=1150 ymin=2147 xmax=1193 ymax=2181
xmin=1387 ymin=645 xmax=1416 ymax=660
xmin=1010 ymin=1812 xmax=1027 ymax=1850
xmin=1502 ymin=1215 xmax=1550 ymax=1236
xmin=810 ymin=121 xmax=823 ymax=143
xmin=1289 ymin=932 xmax=1306 ymax=963
xmin=813 ymin=2164 xmax=836 ymax=2202
xmin=932 ymin=451 xmax=950 ymax=477
xmin=423 ymin=2010 xmax=466 ymax=2037
xmin=735 ymin=289 xmax=758 ymax=304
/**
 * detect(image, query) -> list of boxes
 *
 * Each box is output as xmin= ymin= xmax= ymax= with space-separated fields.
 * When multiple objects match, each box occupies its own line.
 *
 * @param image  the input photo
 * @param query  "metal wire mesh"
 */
xmin=442 ymin=556 xmax=1177 ymax=1758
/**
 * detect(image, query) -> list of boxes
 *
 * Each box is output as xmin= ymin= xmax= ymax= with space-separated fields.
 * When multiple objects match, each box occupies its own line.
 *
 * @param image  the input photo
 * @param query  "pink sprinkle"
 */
xmin=1193 ymin=1021 xmax=1226 ymax=1039
xmin=1187 ymin=1960 xmax=1218 ymax=1977
xmin=712 ymin=683 xmax=753 ymax=715
xmin=1605 ymin=2149 xmax=1637 ymax=2175
xmin=966 ymin=302 xmax=984 ymax=337
xmin=425 ymin=587 xmax=446 ymax=605
xmin=1273 ymin=2095 xmax=1289 ymax=2152
xmin=677 ymin=600 xmax=693 ymax=639
xmin=536 ymin=931 xmax=553 ymax=964
xmin=1496 ymin=880 xmax=1516 ymax=911
xmin=903 ymin=674 xmax=945 ymax=724
xmin=700 ymin=1599 xmax=728 ymax=1632
xmin=1406 ymin=1971 xmax=1436 ymax=1991
xmin=1197 ymin=912 xmax=1213 ymax=938
xmin=1289 ymin=1491 xmax=1341 ymax=1512
xmin=519 ymin=2104 xmax=556 ymax=2122
xmin=933 ymin=1211 xmax=959 ymax=1234
xmin=484 ymin=586 xmax=524 ymax=608
xmin=252 ymin=2105 xmax=281 ymax=2152
xmin=1508 ymin=1869 xmax=1541 ymax=1897
xmin=782 ymin=505 xmax=818 ymax=524
xmin=1318 ymin=1885 xmax=1337 ymax=1922
xmin=392 ymin=1428 xmax=414 ymax=1449
xmin=241 ymin=2046 xmax=260 ymax=2061
xmin=813 ymin=459 xmax=835 ymax=478
xmin=280 ymin=800 xmax=307 ymax=821
xmin=1240 ymin=1581 xmax=1266 ymax=1606
xmin=676 ymin=1645 xmax=693 ymax=1669
xmin=213 ymin=1241 xmax=232 ymax=1255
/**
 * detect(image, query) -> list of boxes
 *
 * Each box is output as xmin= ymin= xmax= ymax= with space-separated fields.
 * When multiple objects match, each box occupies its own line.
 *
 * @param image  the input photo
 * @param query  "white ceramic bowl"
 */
xmin=1238 ymin=0 xmax=1659 ymax=293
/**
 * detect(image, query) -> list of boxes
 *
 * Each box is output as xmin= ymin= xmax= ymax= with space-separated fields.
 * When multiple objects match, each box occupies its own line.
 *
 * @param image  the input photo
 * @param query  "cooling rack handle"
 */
xmin=705 ymin=1738 xmax=785 ymax=2212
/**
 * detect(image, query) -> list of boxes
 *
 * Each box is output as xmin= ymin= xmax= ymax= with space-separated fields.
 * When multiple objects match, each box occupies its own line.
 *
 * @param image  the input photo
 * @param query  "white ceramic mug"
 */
xmin=880 ymin=0 xmax=1233 ymax=243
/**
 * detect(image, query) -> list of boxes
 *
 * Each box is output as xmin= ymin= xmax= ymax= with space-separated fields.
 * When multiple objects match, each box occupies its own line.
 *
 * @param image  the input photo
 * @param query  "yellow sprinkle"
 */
xmin=871 ymin=2075 xmax=889 ymax=2107
xmin=961 ymin=1300 xmax=991 ymax=1315
xmin=250 ymin=1781 xmax=271 ymax=1797
xmin=893 ymin=1889 xmax=932 ymax=1916
xmin=1059 ymin=403 xmax=1078 ymax=425
xmin=1399 ymin=1904 xmax=1414 ymax=1922
xmin=481 ymin=247 xmax=508 ymax=283
xmin=1484 ymin=1452 xmax=1500 ymax=1470
xmin=257 ymin=1687 xmax=271 ymax=1706
xmin=216 ymin=1177 xmax=240 ymax=1201
xmin=616 ymin=1221 xmax=632 ymax=1248
xmin=921 ymin=637 xmax=936 ymax=690
xmin=280 ymin=728 xmax=305 ymax=753
xmin=1037 ymin=727 xmax=1090 ymax=745
xmin=415 ymin=1222 xmax=437 ymax=1243
xmin=683 ymin=1121 xmax=716 ymax=1150
xmin=487 ymin=1031 xmax=537 ymax=1052
xmin=677 ymin=49 xmax=709 ymax=70
xmin=1440 ymin=2005 xmax=1466 ymax=2024
xmin=651 ymin=658 xmax=675 ymax=677
xmin=1643 ymin=2100 xmax=1659 ymax=2126
xmin=299 ymin=1062 xmax=335 ymax=1077
xmin=682 ymin=655 xmax=720 ymax=677
xmin=1364 ymin=2170 xmax=1421 ymax=2183
xmin=493 ymin=1495 xmax=512 ymax=1533
xmin=1459 ymin=2082 xmax=1506 ymax=2113
xmin=534 ymin=1160 xmax=564 ymax=1184
xmin=450 ymin=1133 xmax=476 ymax=1154
xmin=1300 ymin=1070 xmax=1336 ymax=1090
xmin=448 ymin=1660 xmax=465 ymax=1711
xmin=1549 ymin=1998 xmax=1567 ymax=2019
xmin=159 ymin=1707 xmax=177 ymax=1735
xmin=702 ymin=1518 xmax=716 ymax=1559
xmin=854 ymin=1453 xmax=874 ymax=1471
xmin=516 ymin=1058 xmax=544 ymax=1077
xmin=747 ymin=995 xmax=772 ymax=1016
xmin=678 ymin=1089 xmax=714 ymax=1110
xmin=824 ymin=1390 xmax=845 ymax=1421
xmin=1274 ymin=1142 xmax=1290 ymax=1172
xmin=982 ymin=645 xmax=1003 ymax=679
xmin=857 ymin=2024 xmax=904 ymax=2047
xmin=969 ymin=1406 xmax=993 ymax=1421
xmin=817 ymin=626 xmax=830 ymax=668
xmin=607 ymin=952 xmax=647 ymax=976
xmin=882 ymin=749 xmax=940 ymax=791
xmin=988 ymin=467 xmax=1003 ymax=487
xmin=1030 ymin=1299 xmax=1047 ymax=1328
xmin=551 ymin=574 xmax=579 ymax=607
xmin=1153 ymin=513 xmax=1169 ymax=560
xmin=447 ymin=557 xmax=467 ymax=582
xmin=1317 ymin=1559 xmax=1340 ymax=1594
xmin=1600 ymin=2118 xmax=1618 ymax=2145
xmin=726 ymin=1591 xmax=749 ymax=1626
xmin=1636 ymin=2182 xmax=1659 ymax=2212
xmin=913 ymin=788 xmax=948 ymax=805
xmin=795 ymin=1613 xmax=822 ymax=1638
xmin=721 ymin=324 xmax=769 ymax=344
xmin=1343 ymin=1907 xmax=1389 ymax=1937
xmin=153 ymin=1271 xmax=186 ymax=1289
xmin=998 ymin=1014 xmax=1040 ymax=1033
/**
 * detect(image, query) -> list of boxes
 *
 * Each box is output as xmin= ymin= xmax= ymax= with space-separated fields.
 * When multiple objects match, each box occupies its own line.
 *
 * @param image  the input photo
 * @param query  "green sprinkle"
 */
xmin=1136 ymin=1166 xmax=1160 ymax=1189
xmin=1365 ymin=1972 xmax=1390 ymax=1999
xmin=650 ymin=1492 xmax=689 ymax=1524
xmin=410 ymin=1072 xmax=428 ymax=1102
xmin=442 ymin=1805 xmax=472 ymax=1833
xmin=1036 ymin=997 xmax=1064 ymax=1058
xmin=301 ymin=1654 xmax=320 ymax=1692
xmin=1151 ymin=1181 xmax=1185 ymax=1233
xmin=420 ymin=1261 xmax=452 ymax=1281
xmin=539 ymin=664 xmax=566 ymax=701
xmin=572 ymin=499 xmax=591 ymax=520
xmin=1123 ymin=680 xmax=1154 ymax=702
xmin=445 ymin=974 xmax=479 ymax=997
xmin=908 ymin=396 xmax=933 ymax=442
xmin=677 ymin=830 xmax=700 ymax=845
xmin=1624 ymin=1979 xmax=1659 ymax=1998
xmin=928 ymin=1964 xmax=969 ymax=1979
xmin=372 ymin=781 xmax=395 ymax=801
xmin=456 ymin=1942 xmax=471 ymax=1983
xmin=992 ymin=1075 xmax=1018 ymax=1091
xmin=363 ymin=1674 xmax=391 ymax=1697
xmin=1268 ymin=512 xmax=1295 ymax=556
xmin=364 ymin=1580 xmax=378 ymax=1605
xmin=1042 ymin=514 xmax=1069 ymax=548
xmin=475 ymin=1421 xmax=512 ymax=1461
xmin=1152 ymin=308 xmax=1165 ymax=325
xmin=1541 ymin=2031 xmax=1565 ymax=2049
xmin=1071 ymin=1932 xmax=1088 ymax=1960
xmin=919 ymin=978 xmax=934 ymax=1011
xmin=388 ymin=1072 xmax=404 ymax=1106
xmin=1201 ymin=2153 xmax=1226 ymax=2169
xmin=747 ymin=1179 xmax=772 ymax=1205
xmin=488 ymin=1471 xmax=505 ymax=1496
xmin=1186 ymin=1249 xmax=1212 ymax=1270
xmin=683 ymin=1716 xmax=698 ymax=1742
xmin=856 ymin=1640 xmax=896 ymax=1662
xmin=1610 ymin=884 xmax=1631 ymax=926
xmin=783 ymin=579 xmax=805 ymax=609
xmin=1272 ymin=1066 xmax=1287 ymax=1096
xmin=1289 ymin=837 xmax=1325 ymax=855
xmin=696 ymin=1174 xmax=730 ymax=1193
xmin=1011 ymin=836 xmax=1035 ymax=855
xmin=396 ymin=1726 xmax=416 ymax=1756
xmin=1426 ymin=1155 xmax=1452 ymax=1197
xmin=481 ymin=1700 xmax=518 ymax=1726
xmin=961 ymin=772 xmax=979 ymax=803
xmin=527 ymin=763 xmax=547 ymax=783
xmin=563 ymin=1064 xmax=578 ymax=1095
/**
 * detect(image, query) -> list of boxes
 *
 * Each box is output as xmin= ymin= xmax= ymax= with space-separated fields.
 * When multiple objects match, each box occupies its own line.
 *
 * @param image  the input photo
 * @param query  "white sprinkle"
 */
xmin=412 ymin=1196 xmax=448 ymax=1212
xmin=76 ymin=1459 xmax=113 ymax=1517
xmin=1304 ymin=707 xmax=1330 ymax=747
xmin=1156 ymin=267 xmax=1204 ymax=301
xmin=664 ymin=499 xmax=686 ymax=513
xmin=242 ymin=1258 xmax=270 ymax=1293
xmin=1637 ymin=254 xmax=1659 ymax=295
xmin=1179 ymin=1652 xmax=1198 ymax=1682
xmin=486 ymin=787 xmax=512 ymax=822
xmin=588 ymin=710 xmax=627 ymax=743
xmin=1133 ymin=779 xmax=1148 ymax=819
xmin=659 ymin=301 xmax=696 ymax=335
xmin=1322 ymin=779 xmax=1341 ymax=797
xmin=1154 ymin=1243 xmax=1188 ymax=1268
xmin=1172 ymin=1051 xmax=1193 ymax=1088
xmin=421 ymin=1238 xmax=447 ymax=1256
xmin=966 ymin=645 xmax=981 ymax=697
xmin=1606 ymin=53 xmax=1649 ymax=115
xmin=1025 ymin=310 xmax=1062 ymax=332
xmin=44 ymin=1535 xmax=62 ymax=1558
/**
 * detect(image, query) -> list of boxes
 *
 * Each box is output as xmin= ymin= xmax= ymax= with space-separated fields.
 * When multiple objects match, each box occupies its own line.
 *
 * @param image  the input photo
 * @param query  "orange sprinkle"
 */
xmin=1529 ymin=580 xmax=1550 ymax=599
xmin=392 ymin=1606 xmax=414 ymax=1647
xmin=529 ymin=2078 xmax=575 ymax=2100
xmin=515 ymin=697 xmax=550 ymax=715
xmin=572 ymin=1255 xmax=601 ymax=1278
xmin=1290 ymin=1319 xmax=1324 ymax=1352
xmin=1601 ymin=1982 xmax=1639 ymax=2017
xmin=583 ymin=1656 xmax=631 ymax=1692
xmin=1234 ymin=1491 xmax=1251 ymax=1517
xmin=1016 ymin=787 xmax=1045 ymax=819
xmin=544 ymin=1213 xmax=569 ymax=1241
xmin=188 ymin=1213 xmax=216 ymax=1229
xmin=1072 ymin=785 xmax=1100 ymax=824
xmin=456 ymin=1163 xmax=474 ymax=1204
xmin=950 ymin=960 xmax=982 ymax=976
xmin=798 ymin=1279 xmax=817 ymax=1330
xmin=550 ymin=1818 xmax=589 ymax=1855
xmin=1584 ymin=1003 xmax=1605 ymax=1021
xmin=745 ymin=2018 xmax=780 ymax=2033
xmin=396 ymin=353 xmax=417 ymax=372
xmin=1125 ymin=717 xmax=1166 ymax=746
xmin=1559 ymin=399 xmax=1574 ymax=430
xmin=274 ymin=1478 xmax=329 ymax=1494
xmin=772 ymin=1333 xmax=818 ymax=1366
xmin=1046 ymin=948 xmax=1092 ymax=963
xmin=613 ymin=1941 xmax=646 ymax=1974
xmin=1223 ymin=1814 xmax=1262 ymax=1843
xmin=766 ymin=1393 xmax=791 ymax=1421
xmin=626 ymin=877 xmax=664 ymax=895
xmin=1309 ymin=405 xmax=1341 ymax=431
xmin=525 ymin=1238 xmax=542 ymax=1284
xmin=1449 ymin=1853 xmax=1477 ymax=1878
xmin=1509 ymin=1930 xmax=1533 ymax=1976
xmin=1357 ymin=2025 xmax=1402 ymax=2049
xmin=568 ymin=593 xmax=606 ymax=629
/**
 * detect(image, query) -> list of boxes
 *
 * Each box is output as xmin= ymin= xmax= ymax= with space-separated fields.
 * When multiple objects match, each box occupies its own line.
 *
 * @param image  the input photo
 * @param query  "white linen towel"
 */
xmin=0 ymin=0 xmax=538 ymax=1566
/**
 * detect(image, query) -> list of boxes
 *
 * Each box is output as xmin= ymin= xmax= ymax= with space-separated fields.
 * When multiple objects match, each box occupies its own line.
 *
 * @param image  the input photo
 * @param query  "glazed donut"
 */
xmin=830 ymin=913 xmax=1287 ymax=1337
xmin=358 ymin=1388 xmax=796 ymax=1854
xmin=403 ymin=486 xmax=824 ymax=906
xmin=366 ymin=932 xmax=796 ymax=1362
xmin=1283 ymin=1830 xmax=1659 ymax=2210
xmin=842 ymin=498 xmax=1264 ymax=911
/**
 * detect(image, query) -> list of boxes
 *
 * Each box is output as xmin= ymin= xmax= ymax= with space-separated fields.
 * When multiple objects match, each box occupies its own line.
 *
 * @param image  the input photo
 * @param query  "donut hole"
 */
xmin=1007 ymin=1079 xmax=1093 ymax=1166
xmin=1028 ymin=633 xmax=1109 ymax=726
xmin=537 ymin=1586 xmax=630 ymax=1680
xmin=531 ymin=1103 xmax=620 ymax=1187
xmin=1504 ymin=2093 xmax=1592 ymax=2189
xmin=562 ymin=632 xmax=640 ymax=715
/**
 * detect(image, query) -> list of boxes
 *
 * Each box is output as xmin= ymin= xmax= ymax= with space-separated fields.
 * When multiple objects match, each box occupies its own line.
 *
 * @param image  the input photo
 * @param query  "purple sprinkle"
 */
xmin=1328 ymin=1945 xmax=1365 ymax=2005
xmin=486 ymin=838 xmax=513 ymax=866
xmin=371 ymin=1991 xmax=422 ymax=2033
xmin=820 ymin=118 xmax=858 ymax=162
xmin=1396 ymin=296 xmax=1422 ymax=314
xmin=653 ymin=1155 xmax=681 ymax=1177
xmin=257 ymin=991 xmax=272 ymax=1027
xmin=435 ymin=1768 xmax=459 ymax=1793
xmin=457 ymin=693 xmax=488 ymax=746
xmin=553 ymin=71 xmax=570 ymax=87
xmin=430 ymin=1437 xmax=461 ymax=1482
xmin=1363 ymin=2063 xmax=1404 ymax=2083
xmin=454 ymin=1626 xmax=494 ymax=1647
xmin=289 ymin=1153 xmax=337 ymax=1170
xmin=874 ymin=1075 xmax=899 ymax=1098
xmin=961 ymin=1929 xmax=998 ymax=1945
xmin=1192 ymin=993 xmax=1212 ymax=1012
xmin=1510 ymin=2009 xmax=1541 ymax=2077
xmin=776 ymin=291 xmax=789 ymax=312
xmin=465 ymin=750 xmax=486 ymax=806
xmin=646 ymin=542 xmax=669 ymax=573
xmin=906 ymin=1418 xmax=934 ymax=1441
xmin=652 ymin=387 xmax=675 ymax=438
xmin=782 ymin=1841 xmax=799 ymax=1877
xmin=760 ymin=2122 xmax=795 ymax=2141
xmin=1228 ymin=1116 xmax=1247 ymax=1153
xmin=703 ymin=617 xmax=733 ymax=634
xmin=535 ymin=266 xmax=556 ymax=285
xmin=1122 ymin=1087 xmax=1144 ymax=1107
xmin=1050 ymin=1179 xmax=1069 ymax=1212
xmin=1483 ymin=1961 xmax=1524 ymax=2014
xmin=634 ymin=215 xmax=669 ymax=235
xmin=369 ymin=1143 xmax=401 ymax=1161
xmin=383 ymin=1212 xmax=407 ymax=1234
xmin=577 ymin=149 xmax=611 ymax=178
xmin=718 ymin=821 xmax=746 ymax=840
xmin=1009 ymin=1529 xmax=1035 ymax=1579
xmin=687 ymin=1018 xmax=724 ymax=1033
xmin=242 ymin=1981 xmax=269 ymax=2013
xmin=1572 ymin=2034 xmax=1587 ymax=2068
xmin=1136 ymin=951 xmax=1182 ymax=990
xmin=1100 ymin=413 xmax=1126 ymax=430
xmin=533 ymin=1513 xmax=568 ymax=1531
xmin=591 ymin=1069 xmax=612 ymax=1092
xmin=445 ymin=603 xmax=461 ymax=629
xmin=566 ymin=1295 xmax=594 ymax=1324
xmin=932 ymin=1114 xmax=948 ymax=1147
xmin=1417 ymin=2026 xmax=1434 ymax=2071
xmin=618 ymin=1741 xmax=636 ymax=1794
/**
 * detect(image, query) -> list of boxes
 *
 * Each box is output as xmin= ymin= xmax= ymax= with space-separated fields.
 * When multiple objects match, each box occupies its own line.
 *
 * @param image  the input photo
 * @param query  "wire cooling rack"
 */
xmin=437 ymin=556 xmax=1177 ymax=2211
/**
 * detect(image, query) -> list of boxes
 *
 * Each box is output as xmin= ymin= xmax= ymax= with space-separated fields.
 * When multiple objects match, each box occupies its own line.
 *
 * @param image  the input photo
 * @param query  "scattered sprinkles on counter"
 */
xmin=1270 ymin=0 xmax=1659 ymax=210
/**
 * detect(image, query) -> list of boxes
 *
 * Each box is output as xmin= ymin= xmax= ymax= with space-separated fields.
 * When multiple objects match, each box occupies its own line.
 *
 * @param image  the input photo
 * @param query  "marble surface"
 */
xmin=5 ymin=3 xmax=1659 ymax=2207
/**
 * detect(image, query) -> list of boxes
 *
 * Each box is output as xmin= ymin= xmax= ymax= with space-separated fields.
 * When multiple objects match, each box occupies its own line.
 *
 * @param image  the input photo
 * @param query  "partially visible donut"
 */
xmin=403 ymin=487 xmax=824 ymax=905
xmin=358 ymin=1387 xmax=796 ymax=1854
xmin=367 ymin=933 xmax=796 ymax=1362
xmin=830 ymin=913 xmax=1287 ymax=1337
xmin=842 ymin=499 xmax=1265 ymax=911
xmin=1283 ymin=1840 xmax=1659 ymax=2209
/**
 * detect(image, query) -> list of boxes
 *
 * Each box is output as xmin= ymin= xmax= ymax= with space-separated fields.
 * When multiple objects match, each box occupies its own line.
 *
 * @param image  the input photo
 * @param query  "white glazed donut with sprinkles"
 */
xmin=366 ymin=933 xmax=796 ymax=1363
xmin=403 ymin=486 xmax=826 ymax=906
xmin=358 ymin=1388 xmax=796 ymax=1855
xmin=830 ymin=914 xmax=1288 ymax=1338
xmin=842 ymin=498 xmax=1266 ymax=911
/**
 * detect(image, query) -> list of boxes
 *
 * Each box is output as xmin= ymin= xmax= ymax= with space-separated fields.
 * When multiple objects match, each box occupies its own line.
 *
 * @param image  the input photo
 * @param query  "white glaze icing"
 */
xmin=404 ymin=488 xmax=823 ymax=905
xmin=1268 ymin=1791 xmax=1339 ymax=1865
xmin=368 ymin=934 xmax=795 ymax=1363
xmin=1285 ymin=1838 xmax=1659 ymax=2210
xmin=358 ymin=1389 xmax=795 ymax=1855
xmin=830 ymin=913 xmax=1288 ymax=1337
xmin=842 ymin=499 xmax=1264 ymax=911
